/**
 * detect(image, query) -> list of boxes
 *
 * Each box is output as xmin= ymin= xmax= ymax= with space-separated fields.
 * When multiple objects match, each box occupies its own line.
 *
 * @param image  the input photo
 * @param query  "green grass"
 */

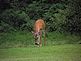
xmin=0 ymin=31 xmax=34 ymax=48
xmin=0 ymin=31 xmax=81 ymax=48
xmin=0 ymin=44 xmax=81 ymax=61
xmin=47 ymin=32 xmax=81 ymax=45
xmin=0 ymin=31 xmax=81 ymax=61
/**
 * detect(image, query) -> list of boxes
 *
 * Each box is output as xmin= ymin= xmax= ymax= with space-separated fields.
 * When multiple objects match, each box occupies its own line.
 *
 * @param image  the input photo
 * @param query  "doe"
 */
xmin=32 ymin=19 xmax=46 ymax=47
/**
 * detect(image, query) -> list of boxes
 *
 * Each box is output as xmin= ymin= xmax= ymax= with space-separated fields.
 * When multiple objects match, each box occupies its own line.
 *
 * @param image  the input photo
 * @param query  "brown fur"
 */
xmin=32 ymin=19 xmax=46 ymax=47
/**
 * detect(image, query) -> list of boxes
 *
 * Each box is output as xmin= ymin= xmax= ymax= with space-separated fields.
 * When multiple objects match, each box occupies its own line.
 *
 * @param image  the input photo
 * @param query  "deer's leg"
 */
xmin=39 ymin=31 xmax=42 ymax=47
xmin=44 ymin=30 xmax=46 ymax=45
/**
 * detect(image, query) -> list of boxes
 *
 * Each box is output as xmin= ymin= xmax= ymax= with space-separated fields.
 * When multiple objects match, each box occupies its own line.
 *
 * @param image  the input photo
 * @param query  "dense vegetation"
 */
xmin=0 ymin=0 xmax=81 ymax=34
xmin=0 ymin=31 xmax=81 ymax=48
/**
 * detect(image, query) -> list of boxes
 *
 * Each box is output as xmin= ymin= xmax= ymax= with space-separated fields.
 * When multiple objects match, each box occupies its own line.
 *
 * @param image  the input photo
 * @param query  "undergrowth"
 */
xmin=0 ymin=31 xmax=81 ymax=48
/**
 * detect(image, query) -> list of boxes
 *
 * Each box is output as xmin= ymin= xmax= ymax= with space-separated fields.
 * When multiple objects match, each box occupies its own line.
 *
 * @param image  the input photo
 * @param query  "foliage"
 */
xmin=0 ymin=0 xmax=81 ymax=34
xmin=0 ymin=9 xmax=33 ymax=31
xmin=63 ymin=0 xmax=81 ymax=34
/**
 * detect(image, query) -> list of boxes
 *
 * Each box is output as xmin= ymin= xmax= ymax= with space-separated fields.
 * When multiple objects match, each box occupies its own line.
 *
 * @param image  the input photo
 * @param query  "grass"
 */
xmin=0 ymin=31 xmax=34 ymax=48
xmin=47 ymin=32 xmax=81 ymax=45
xmin=0 ymin=44 xmax=81 ymax=61
xmin=0 ymin=31 xmax=81 ymax=61
xmin=0 ymin=31 xmax=81 ymax=48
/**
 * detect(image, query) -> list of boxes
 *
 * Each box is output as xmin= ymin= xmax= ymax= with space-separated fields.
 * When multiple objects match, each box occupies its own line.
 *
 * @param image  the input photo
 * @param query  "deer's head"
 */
xmin=32 ymin=31 xmax=41 ymax=45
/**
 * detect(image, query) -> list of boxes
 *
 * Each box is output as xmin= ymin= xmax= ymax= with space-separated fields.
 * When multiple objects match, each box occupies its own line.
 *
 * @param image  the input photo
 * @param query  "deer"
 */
xmin=32 ymin=19 xmax=46 ymax=47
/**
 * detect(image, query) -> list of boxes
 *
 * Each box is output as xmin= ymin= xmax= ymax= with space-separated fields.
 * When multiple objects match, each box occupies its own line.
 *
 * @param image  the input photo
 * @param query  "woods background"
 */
xmin=0 ymin=0 xmax=81 ymax=34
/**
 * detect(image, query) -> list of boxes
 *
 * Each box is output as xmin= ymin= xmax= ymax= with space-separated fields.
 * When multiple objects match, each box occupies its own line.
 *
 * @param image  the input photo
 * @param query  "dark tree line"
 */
xmin=0 ymin=0 xmax=81 ymax=34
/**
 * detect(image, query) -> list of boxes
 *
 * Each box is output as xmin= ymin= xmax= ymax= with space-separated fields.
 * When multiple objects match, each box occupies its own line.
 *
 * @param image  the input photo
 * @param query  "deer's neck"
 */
xmin=35 ymin=26 xmax=40 ymax=33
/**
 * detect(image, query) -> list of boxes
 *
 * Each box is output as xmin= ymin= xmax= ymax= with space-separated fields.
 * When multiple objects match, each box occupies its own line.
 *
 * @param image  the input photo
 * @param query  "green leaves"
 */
xmin=0 ymin=0 xmax=81 ymax=34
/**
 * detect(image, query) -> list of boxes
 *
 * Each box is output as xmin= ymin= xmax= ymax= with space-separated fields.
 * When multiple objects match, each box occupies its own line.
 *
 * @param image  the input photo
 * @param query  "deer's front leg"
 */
xmin=39 ymin=31 xmax=42 ymax=47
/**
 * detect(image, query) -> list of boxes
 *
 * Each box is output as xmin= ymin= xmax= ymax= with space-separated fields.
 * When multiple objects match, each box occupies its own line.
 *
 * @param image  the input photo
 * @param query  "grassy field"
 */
xmin=0 ymin=44 xmax=81 ymax=61
xmin=0 ymin=31 xmax=81 ymax=61
xmin=0 ymin=31 xmax=81 ymax=48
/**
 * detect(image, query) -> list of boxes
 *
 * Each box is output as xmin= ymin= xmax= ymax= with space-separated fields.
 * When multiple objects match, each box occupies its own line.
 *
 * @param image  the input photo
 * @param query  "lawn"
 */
xmin=0 ymin=44 xmax=81 ymax=61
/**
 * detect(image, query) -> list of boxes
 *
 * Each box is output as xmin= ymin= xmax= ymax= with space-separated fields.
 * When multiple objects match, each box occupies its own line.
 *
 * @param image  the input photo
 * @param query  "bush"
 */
xmin=0 ymin=9 xmax=34 ymax=32
xmin=0 ymin=0 xmax=81 ymax=34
